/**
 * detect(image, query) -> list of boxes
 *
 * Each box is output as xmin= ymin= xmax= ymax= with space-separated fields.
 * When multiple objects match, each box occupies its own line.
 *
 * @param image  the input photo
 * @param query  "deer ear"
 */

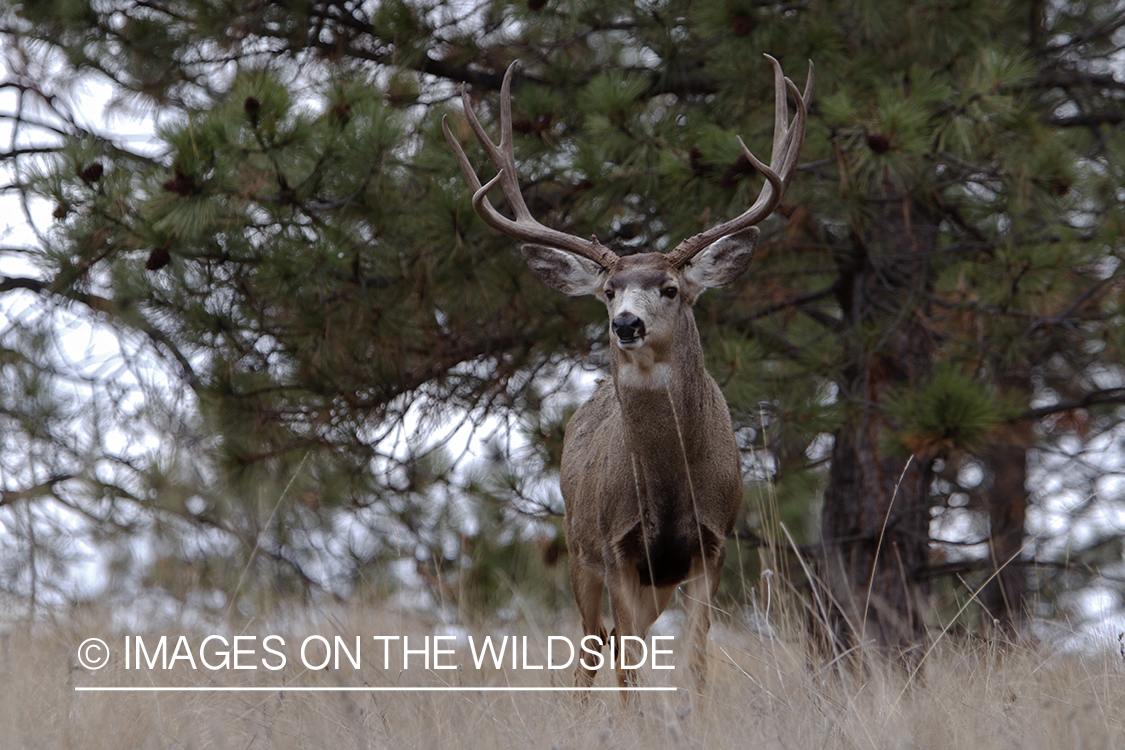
xmin=521 ymin=244 xmax=607 ymax=297
xmin=680 ymin=226 xmax=759 ymax=301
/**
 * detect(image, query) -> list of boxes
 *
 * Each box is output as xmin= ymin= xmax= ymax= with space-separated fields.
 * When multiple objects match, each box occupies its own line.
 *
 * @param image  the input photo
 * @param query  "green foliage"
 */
xmin=1 ymin=0 xmax=1123 ymax=622
xmin=885 ymin=366 xmax=1018 ymax=459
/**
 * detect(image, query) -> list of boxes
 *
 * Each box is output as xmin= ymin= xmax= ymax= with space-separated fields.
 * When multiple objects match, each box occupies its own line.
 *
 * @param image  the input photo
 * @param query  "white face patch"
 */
xmin=603 ymin=274 xmax=681 ymax=390
xmin=614 ymin=338 xmax=672 ymax=389
xmin=617 ymin=360 xmax=672 ymax=390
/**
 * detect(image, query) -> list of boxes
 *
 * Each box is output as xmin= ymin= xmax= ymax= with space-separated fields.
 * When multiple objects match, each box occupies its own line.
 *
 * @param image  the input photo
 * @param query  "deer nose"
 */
xmin=612 ymin=313 xmax=645 ymax=342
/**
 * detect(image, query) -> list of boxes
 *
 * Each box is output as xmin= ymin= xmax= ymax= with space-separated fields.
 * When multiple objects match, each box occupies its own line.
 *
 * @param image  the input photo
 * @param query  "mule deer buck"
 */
xmin=444 ymin=56 xmax=811 ymax=700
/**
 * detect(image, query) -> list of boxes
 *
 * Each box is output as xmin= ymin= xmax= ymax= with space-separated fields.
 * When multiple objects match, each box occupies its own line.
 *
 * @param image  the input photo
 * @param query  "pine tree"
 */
xmin=1 ymin=0 xmax=1122 ymax=642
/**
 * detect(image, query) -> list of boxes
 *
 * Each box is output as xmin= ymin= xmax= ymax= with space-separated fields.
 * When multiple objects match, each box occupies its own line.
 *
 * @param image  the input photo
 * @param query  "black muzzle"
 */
xmin=612 ymin=313 xmax=645 ymax=343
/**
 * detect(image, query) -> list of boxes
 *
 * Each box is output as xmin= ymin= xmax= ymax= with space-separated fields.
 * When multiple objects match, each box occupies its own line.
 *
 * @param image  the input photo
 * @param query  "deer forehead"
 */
xmin=604 ymin=269 xmax=679 ymax=321
xmin=605 ymin=255 xmax=679 ymax=293
xmin=606 ymin=269 xmax=673 ymax=293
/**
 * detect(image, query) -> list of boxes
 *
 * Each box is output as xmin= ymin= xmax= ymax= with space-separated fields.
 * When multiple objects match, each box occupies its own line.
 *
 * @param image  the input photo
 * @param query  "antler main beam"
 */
xmin=665 ymin=55 xmax=813 ymax=267
xmin=442 ymin=62 xmax=619 ymax=270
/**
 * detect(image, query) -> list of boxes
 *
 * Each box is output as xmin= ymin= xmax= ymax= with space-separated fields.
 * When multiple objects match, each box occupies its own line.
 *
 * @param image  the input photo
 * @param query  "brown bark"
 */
xmin=820 ymin=348 xmax=933 ymax=655
xmin=977 ymin=412 xmax=1034 ymax=633
xmin=979 ymin=443 xmax=1028 ymax=631
xmin=818 ymin=193 xmax=937 ymax=656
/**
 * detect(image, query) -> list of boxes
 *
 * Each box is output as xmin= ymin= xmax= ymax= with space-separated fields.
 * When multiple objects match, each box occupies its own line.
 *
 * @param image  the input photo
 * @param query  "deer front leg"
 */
xmin=682 ymin=550 xmax=725 ymax=700
xmin=607 ymin=565 xmax=676 ymax=705
xmin=569 ymin=556 xmax=606 ymax=690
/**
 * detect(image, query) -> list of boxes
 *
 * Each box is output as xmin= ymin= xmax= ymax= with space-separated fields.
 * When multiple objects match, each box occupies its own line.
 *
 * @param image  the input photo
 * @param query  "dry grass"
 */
xmin=2 ymin=603 xmax=1123 ymax=750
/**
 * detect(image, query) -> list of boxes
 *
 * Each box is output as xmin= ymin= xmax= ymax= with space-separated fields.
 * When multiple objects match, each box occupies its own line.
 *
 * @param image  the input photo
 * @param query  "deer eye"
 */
xmin=661 ymin=286 xmax=678 ymax=299
xmin=604 ymin=289 xmax=616 ymax=300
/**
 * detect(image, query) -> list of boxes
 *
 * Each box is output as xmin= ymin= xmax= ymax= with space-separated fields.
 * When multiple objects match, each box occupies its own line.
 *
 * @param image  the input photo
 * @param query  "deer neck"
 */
xmin=611 ymin=312 xmax=710 ymax=474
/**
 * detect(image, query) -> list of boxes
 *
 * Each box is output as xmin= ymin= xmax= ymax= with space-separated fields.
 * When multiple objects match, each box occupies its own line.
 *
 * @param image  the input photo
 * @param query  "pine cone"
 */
xmin=79 ymin=162 xmax=104 ymax=182
xmin=866 ymin=132 xmax=892 ymax=154
xmin=146 ymin=242 xmax=171 ymax=271
xmin=730 ymin=13 xmax=754 ymax=36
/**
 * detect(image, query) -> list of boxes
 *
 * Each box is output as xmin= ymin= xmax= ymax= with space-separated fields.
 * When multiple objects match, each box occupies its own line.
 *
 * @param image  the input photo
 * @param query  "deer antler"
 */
xmin=442 ymin=62 xmax=620 ymax=270
xmin=665 ymin=55 xmax=813 ymax=268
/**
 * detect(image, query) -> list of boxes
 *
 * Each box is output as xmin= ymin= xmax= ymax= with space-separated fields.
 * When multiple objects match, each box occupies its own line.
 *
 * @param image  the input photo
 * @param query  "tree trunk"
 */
xmin=978 ymin=438 xmax=1030 ymax=634
xmin=818 ymin=193 xmax=936 ymax=656
xmin=821 ymin=423 xmax=931 ymax=653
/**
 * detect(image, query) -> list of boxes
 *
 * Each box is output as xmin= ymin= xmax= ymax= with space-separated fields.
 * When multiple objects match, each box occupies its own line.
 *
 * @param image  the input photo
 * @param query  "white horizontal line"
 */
xmin=75 ymin=686 xmax=677 ymax=693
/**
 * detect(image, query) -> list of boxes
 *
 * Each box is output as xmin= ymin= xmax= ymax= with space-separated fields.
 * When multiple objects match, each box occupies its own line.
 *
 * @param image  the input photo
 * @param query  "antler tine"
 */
xmin=442 ymin=62 xmax=619 ymax=269
xmin=768 ymin=55 xmax=790 ymax=168
xmin=667 ymin=56 xmax=813 ymax=267
xmin=460 ymin=62 xmax=530 ymax=222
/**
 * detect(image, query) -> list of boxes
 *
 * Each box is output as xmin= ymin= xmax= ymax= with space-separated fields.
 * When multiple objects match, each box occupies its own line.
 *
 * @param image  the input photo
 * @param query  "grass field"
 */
xmin=4 ymin=603 xmax=1124 ymax=749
